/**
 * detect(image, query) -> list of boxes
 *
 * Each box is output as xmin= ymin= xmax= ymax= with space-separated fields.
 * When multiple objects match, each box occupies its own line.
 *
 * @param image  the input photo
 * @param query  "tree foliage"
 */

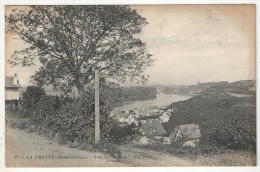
xmin=6 ymin=6 xmax=153 ymax=94
xmin=22 ymin=86 xmax=46 ymax=108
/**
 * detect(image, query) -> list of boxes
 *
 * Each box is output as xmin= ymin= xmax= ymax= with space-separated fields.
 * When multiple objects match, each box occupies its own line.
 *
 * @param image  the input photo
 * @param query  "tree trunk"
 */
xmin=74 ymin=74 xmax=85 ymax=98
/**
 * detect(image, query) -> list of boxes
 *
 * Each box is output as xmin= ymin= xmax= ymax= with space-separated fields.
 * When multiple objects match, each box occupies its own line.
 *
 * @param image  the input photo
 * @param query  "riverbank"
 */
xmin=113 ymin=93 xmax=192 ymax=111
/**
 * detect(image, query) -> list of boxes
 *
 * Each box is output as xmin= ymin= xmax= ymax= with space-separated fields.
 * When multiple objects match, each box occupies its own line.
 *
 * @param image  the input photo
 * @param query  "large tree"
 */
xmin=6 ymin=6 xmax=153 ymax=94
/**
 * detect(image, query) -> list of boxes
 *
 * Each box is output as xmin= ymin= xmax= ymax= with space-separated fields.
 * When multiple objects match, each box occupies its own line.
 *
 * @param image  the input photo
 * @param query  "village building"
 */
xmin=117 ymin=113 xmax=137 ymax=125
xmin=5 ymin=75 xmax=21 ymax=105
xmin=129 ymin=110 xmax=140 ymax=119
xmin=169 ymin=124 xmax=201 ymax=147
xmin=166 ymin=108 xmax=173 ymax=113
xmin=118 ymin=117 xmax=125 ymax=123
xmin=159 ymin=112 xmax=171 ymax=123
xmin=141 ymin=105 xmax=159 ymax=115
xmin=138 ymin=114 xmax=160 ymax=121
xmin=133 ymin=108 xmax=144 ymax=116
xmin=141 ymin=121 xmax=167 ymax=137
xmin=126 ymin=115 xmax=136 ymax=125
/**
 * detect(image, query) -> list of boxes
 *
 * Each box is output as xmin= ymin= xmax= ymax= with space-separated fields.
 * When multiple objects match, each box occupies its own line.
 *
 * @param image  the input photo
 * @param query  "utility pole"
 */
xmin=95 ymin=70 xmax=100 ymax=143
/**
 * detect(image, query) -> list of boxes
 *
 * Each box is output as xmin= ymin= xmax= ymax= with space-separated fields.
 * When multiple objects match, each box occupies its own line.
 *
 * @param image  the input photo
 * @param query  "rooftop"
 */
xmin=5 ymin=76 xmax=21 ymax=88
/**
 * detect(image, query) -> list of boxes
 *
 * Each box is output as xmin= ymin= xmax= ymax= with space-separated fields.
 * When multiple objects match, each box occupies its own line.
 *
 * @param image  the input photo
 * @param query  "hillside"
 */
xmin=164 ymin=89 xmax=256 ymax=149
xmin=162 ymin=80 xmax=255 ymax=95
xmin=19 ymin=86 xmax=157 ymax=107
xmin=102 ymin=86 xmax=157 ymax=107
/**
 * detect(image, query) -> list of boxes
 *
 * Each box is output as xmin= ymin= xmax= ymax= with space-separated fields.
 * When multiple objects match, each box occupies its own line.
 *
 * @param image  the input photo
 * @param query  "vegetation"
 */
xmin=6 ymin=6 xmax=153 ymax=95
xmin=162 ymin=80 xmax=255 ymax=95
xmin=135 ymin=86 xmax=256 ymax=165
xmin=101 ymin=86 xmax=157 ymax=107
xmin=6 ymin=80 xmax=256 ymax=165
xmin=210 ymin=111 xmax=256 ymax=152
xmin=22 ymin=86 xmax=46 ymax=108
xmin=164 ymin=89 xmax=256 ymax=153
xmin=109 ymin=123 xmax=138 ymax=144
xmin=6 ymin=84 xmax=142 ymax=159
xmin=121 ymin=87 xmax=157 ymax=101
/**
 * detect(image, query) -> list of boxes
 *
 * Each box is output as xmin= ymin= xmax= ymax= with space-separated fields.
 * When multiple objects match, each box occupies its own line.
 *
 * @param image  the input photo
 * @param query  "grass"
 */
xmin=134 ymin=142 xmax=256 ymax=166
xmin=197 ymin=150 xmax=256 ymax=166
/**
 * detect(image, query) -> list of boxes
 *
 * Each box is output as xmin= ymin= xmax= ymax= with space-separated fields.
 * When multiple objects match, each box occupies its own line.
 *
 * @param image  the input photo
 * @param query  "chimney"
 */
xmin=13 ymin=73 xmax=18 ymax=85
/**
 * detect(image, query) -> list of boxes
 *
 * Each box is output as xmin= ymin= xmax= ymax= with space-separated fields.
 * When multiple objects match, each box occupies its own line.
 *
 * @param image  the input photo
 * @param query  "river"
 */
xmin=113 ymin=93 xmax=192 ymax=111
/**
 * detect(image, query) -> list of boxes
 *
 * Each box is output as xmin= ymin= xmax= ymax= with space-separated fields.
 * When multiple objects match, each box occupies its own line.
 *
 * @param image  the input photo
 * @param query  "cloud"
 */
xmin=135 ymin=5 xmax=254 ymax=85
xmin=6 ymin=5 xmax=255 ymax=86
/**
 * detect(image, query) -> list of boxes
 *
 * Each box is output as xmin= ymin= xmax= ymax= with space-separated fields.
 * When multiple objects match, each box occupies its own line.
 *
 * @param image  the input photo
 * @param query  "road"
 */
xmin=118 ymin=145 xmax=197 ymax=166
xmin=5 ymin=127 xmax=125 ymax=167
xmin=5 ymin=127 xmax=196 ymax=167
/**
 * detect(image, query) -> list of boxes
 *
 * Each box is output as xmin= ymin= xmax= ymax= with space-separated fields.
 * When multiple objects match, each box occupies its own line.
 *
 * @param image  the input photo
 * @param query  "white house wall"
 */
xmin=183 ymin=139 xmax=199 ymax=147
xmin=5 ymin=88 xmax=19 ymax=100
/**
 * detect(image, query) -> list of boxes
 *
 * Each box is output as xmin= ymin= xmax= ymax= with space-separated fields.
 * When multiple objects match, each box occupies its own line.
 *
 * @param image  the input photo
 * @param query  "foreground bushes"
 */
xmin=22 ymin=86 xmax=46 ymax=108
xmin=210 ymin=110 xmax=256 ymax=152
xmin=109 ymin=123 xmax=138 ymax=144
xmin=36 ymin=94 xmax=116 ymax=143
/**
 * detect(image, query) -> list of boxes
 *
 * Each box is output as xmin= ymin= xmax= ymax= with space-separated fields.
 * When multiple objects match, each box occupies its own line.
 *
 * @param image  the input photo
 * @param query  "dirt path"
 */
xmin=118 ymin=145 xmax=198 ymax=166
xmin=5 ymin=127 xmax=196 ymax=167
xmin=5 ymin=127 xmax=125 ymax=167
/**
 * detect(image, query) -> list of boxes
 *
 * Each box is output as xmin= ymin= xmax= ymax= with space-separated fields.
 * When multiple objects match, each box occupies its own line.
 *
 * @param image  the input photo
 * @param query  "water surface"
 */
xmin=114 ymin=93 xmax=192 ymax=111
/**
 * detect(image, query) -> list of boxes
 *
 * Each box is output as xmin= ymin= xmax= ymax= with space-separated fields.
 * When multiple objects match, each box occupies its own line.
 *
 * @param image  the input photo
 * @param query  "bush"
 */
xmin=8 ymin=88 xmax=129 ymax=160
xmin=210 ymin=110 xmax=256 ymax=152
xmin=22 ymin=86 xmax=46 ymax=108
xmin=109 ymin=123 xmax=138 ymax=144
xmin=26 ymin=90 xmax=117 ymax=144
xmin=31 ymin=95 xmax=61 ymax=123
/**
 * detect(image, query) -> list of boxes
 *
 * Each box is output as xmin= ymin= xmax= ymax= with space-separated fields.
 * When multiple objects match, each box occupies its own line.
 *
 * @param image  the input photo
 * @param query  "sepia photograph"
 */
xmin=3 ymin=3 xmax=256 ymax=167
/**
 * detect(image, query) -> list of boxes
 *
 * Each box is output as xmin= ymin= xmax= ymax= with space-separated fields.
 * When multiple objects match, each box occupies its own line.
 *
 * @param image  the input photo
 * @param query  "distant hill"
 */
xmin=101 ymin=86 xmax=157 ymax=107
xmin=19 ymin=85 xmax=157 ymax=107
xmin=162 ymin=80 xmax=255 ymax=95
xmin=211 ymin=80 xmax=256 ymax=94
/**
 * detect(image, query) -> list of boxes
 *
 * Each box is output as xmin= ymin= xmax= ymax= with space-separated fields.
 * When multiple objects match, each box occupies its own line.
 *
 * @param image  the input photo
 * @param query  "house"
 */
xmin=159 ymin=112 xmax=171 ymax=123
xmin=141 ymin=121 xmax=167 ymax=137
xmin=133 ymin=108 xmax=144 ymax=116
xmin=159 ymin=115 xmax=170 ymax=123
xmin=166 ymin=108 xmax=173 ymax=113
xmin=118 ymin=117 xmax=125 ymax=123
xmin=126 ymin=115 xmax=136 ymax=125
xmin=5 ymin=75 xmax=21 ymax=103
xmin=170 ymin=124 xmax=201 ymax=147
xmin=133 ymin=120 xmax=139 ymax=126
xmin=141 ymin=105 xmax=158 ymax=115
xmin=138 ymin=114 xmax=160 ymax=121
xmin=129 ymin=111 xmax=140 ymax=119
xmin=117 ymin=113 xmax=136 ymax=125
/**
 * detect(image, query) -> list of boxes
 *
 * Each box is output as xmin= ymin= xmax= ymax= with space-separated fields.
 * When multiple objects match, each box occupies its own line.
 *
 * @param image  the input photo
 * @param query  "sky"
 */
xmin=5 ymin=5 xmax=256 ymax=87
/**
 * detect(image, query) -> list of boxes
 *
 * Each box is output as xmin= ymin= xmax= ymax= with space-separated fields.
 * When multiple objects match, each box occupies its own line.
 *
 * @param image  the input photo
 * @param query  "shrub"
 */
xmin=210 ymin=110 xmax=256 ymax=152
xmin=37 ymin=91 xmax=117 ymax=144
xmin=9 ymin=88 xmax=127 ymax=159
xmin=109 ymin=123 xmax=138 ymax=144
xmin=31 ymin=95 xmax=61 ymax=123
xmin=22 ymin=86 xmax=46 ymax=108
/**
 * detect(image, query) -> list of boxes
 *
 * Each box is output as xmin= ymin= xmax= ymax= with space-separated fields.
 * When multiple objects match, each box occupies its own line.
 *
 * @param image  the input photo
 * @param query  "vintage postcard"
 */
xmin=4 ymin=4 xmax=256 ymax=167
